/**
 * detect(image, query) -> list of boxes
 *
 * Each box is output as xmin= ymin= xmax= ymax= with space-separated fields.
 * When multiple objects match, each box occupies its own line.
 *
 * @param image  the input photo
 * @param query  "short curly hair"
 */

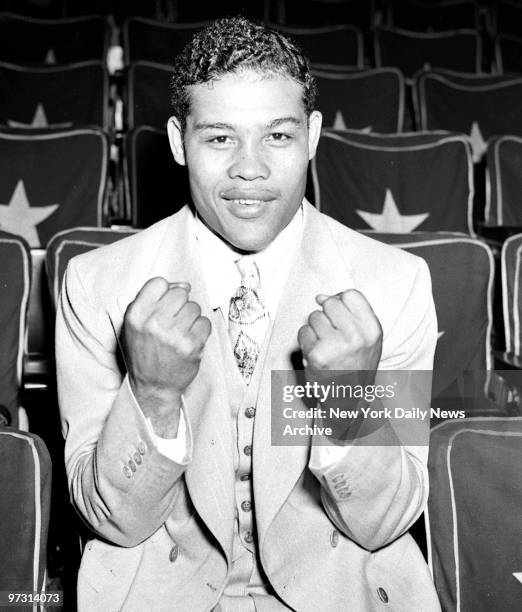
xmin=170 ymin=16 xmax=317 ymax=130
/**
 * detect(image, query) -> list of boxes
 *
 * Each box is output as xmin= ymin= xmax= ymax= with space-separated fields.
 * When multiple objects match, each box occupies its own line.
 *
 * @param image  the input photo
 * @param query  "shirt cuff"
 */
xmin=125 ymin=377 xmax=192 ymax=465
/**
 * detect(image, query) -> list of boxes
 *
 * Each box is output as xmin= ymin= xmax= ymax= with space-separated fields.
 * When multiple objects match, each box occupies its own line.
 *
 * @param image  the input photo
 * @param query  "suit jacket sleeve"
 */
xmin=56 ymin=258 xmax=190 ymax=547
xmin=309 ymin=257 xmax=437 ymax=551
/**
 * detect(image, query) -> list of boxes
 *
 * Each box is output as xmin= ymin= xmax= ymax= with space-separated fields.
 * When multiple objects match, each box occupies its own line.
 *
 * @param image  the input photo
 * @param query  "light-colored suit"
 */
xmin=56 ymin=202 xmax=441 ymax=611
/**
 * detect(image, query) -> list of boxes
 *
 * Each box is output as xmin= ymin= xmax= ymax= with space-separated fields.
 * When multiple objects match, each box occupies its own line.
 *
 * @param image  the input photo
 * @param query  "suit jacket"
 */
xmin=56 ymin=202 xmax=441 ymax=612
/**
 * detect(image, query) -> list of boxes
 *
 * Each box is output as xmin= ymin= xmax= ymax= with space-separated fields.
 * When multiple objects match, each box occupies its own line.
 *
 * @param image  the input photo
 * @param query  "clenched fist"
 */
xmin=122 ymin=277 xmax=211 ymax=437
xmin=298 ymin=289 xmax=382 ymax=374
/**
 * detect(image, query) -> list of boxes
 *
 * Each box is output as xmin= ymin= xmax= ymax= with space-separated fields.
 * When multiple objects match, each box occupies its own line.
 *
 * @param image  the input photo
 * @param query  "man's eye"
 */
xmin=208 ymin=135 xmax=232 ymax=144
xmin=268 ymin=133 xmax=291 ymax=141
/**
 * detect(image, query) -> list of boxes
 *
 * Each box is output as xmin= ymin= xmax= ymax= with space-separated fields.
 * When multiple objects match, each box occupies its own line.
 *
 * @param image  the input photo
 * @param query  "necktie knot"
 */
xmin=236 ymin=256 xmax=260 ymax=291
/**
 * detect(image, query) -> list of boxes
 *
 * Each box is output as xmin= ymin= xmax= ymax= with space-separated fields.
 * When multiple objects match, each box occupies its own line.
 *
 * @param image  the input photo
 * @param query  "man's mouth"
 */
xmin=220 ymin=189 xmax=279 ymax=205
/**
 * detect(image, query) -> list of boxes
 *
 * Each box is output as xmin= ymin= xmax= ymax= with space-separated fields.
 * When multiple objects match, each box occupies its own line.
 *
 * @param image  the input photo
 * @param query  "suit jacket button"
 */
xmin=243 ymin=445 xmax=252 ymax=456
xmin=122 ymin=466 xmax=132 ymax=479
xmin=377 ymin=587 xmax=388 ymax=603
xmin=169 ymin=544 xmax=179 ymax=563
xmin=138 ymin=441 xmax=146 ymax=455
xmin=330 ymin=529 xmax=339 ymax=547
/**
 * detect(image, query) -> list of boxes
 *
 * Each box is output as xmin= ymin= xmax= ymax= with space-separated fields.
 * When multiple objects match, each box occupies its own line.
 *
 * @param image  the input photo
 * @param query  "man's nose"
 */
xmin=228 ymin=143 xmax=270 ymax=181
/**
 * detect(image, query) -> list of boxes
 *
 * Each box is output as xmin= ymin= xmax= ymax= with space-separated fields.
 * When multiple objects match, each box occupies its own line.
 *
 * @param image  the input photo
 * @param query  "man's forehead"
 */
xmin=185 ymin=69 xmax=307 ymax=121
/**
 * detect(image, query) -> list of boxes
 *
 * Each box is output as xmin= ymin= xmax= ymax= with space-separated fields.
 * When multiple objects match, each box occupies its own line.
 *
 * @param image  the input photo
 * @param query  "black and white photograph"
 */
xmin=0 ymin=1 xmax=521 ymax=611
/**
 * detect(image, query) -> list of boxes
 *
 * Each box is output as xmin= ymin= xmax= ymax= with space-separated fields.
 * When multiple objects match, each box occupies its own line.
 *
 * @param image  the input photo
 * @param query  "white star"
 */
xmin=356 ymin=189 xmax=429 ymax=232
xmin=469 ymin=121 xmax=487 ymax=163
xmin=333 ymin=110 xmax=347 ymax=130
xmin=437 ymin=331 xmax=445 ymax=340
xmin=44 ymin=48 xmax=56 ymax=64
xmin=8 ymin=104 xmax=48 ymax=128
xmin=0 ymin=180 xmax=59 ymax=246
xmin=513 ymin=572 xmax=522 ymax=584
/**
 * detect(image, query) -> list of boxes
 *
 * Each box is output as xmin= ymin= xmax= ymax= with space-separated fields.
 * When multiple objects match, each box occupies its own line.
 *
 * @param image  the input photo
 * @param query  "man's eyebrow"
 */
xmin=193 ymin=121 xmax=235 ymax=131
xmin=266 ymin=117 xmax=303 ymax=129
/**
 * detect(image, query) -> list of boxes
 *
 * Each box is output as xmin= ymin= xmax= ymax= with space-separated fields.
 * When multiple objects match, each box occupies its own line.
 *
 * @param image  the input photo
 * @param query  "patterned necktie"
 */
xmin=228 ymin=257 xmax=270 ymax=383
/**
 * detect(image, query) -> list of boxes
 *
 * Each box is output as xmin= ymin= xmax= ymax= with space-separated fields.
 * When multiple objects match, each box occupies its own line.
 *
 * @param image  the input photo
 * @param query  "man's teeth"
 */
xmin=231 ymin=199 xmax=263 ymax=204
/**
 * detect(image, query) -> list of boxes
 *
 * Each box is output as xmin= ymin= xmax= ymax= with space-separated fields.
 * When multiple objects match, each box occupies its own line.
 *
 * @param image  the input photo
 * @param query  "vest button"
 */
xmin=169 ymin=544 xmax=179 ymax=563
xmin=377 ymin=587 xmax=389 ymax=603
xmin=245 ymin=406 xmax=256 ymax=418
xmin=243 ymin=445 xmax=252 ymax=456
xmin=241 ymin=500 xmax=252 ymax=512
xmin=244 ymin=531 xmax=254 ymax=544
xmin=239 ymin=473 xmax=251 ymax=481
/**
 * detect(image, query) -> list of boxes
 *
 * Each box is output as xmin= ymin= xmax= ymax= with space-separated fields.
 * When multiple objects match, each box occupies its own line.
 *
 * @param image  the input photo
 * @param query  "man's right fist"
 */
xmin=122 ymin=277 xmax=211 ymax=426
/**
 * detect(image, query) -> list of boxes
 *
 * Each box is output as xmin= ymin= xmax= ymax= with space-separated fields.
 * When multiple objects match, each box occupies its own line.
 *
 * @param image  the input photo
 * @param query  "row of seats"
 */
xmin=3 ymin=0 xmax=522 ymax=34
xmin=0 ymin=12 xmax=520 ymax=74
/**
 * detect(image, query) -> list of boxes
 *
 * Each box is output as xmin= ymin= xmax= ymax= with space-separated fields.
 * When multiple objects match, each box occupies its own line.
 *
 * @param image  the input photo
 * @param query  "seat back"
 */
xmin=312 ymin=130 xmax=474 ymax=234
xmin=414 ymin=70 xmax=522 ymax=162
xmin=313 ymin=68 xmax=405 ymax=132
xmin=123 ymin=17 xmax=208 ymax=64
xmin=501 ymin=233 xmax=522 ymax=357
xmin=46 ymin=227 xmax=138 ymax=306
xmin=0 ymin=231 xmax=31 ymax=428
xmin=426 ymin=417 xmax=522 ymax=612
xmin=123 ymin=126 xmax=189 ymax=228
xmin=270 ymin=24 xmax=364 ymax=69
xmin=0 ymin=127 xmax=109 ymax=247
xmin=0 ymin=13 xmax=111 ymax=64
xmin=485 ymin=136 xmax=522 ymax=226
xmin=494 ymin=34 xmax=522 ymax=73
xmin=0 ymin=61 xmax=110 ymax=129
xmin=0 ymin=427 xmax=51 ymax=595
xmin=374 ymin=27 xmax=481 ymax=80
xmin=386 ymin=0 xmax=479 ymax=31
xmin=125 ymin=61 xmax=172 ymax=130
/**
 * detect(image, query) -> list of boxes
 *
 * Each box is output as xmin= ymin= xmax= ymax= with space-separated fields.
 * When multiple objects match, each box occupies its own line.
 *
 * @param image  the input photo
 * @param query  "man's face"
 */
xmin=167 ymin=69 xmax=322 ymax=251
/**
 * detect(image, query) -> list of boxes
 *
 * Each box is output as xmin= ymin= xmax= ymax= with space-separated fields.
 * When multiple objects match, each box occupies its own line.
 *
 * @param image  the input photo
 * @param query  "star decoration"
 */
xmin=44 ymin=48 xmax=56 ymax=64
xmin=356 ymin=189 xmax=429 ymax=232
xmin=437 ymin=331 xmax=445 ymax=340
xmin=469 ymin=121 xmax=487 ymax=163
xmin=513 ymin=572 xmax=522 ymax=585
xmin=8 ymin=103 xmax=48 ymax=129
xmin=0 ymin=180 xmax=59 ymax=246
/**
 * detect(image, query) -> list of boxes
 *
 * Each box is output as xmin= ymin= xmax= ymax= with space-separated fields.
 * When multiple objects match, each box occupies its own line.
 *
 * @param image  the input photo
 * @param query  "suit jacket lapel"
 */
xmin=254 ymin=202 xmax=357 ymax=545
xmin=146 ymin=207 xmax=236 ymax=562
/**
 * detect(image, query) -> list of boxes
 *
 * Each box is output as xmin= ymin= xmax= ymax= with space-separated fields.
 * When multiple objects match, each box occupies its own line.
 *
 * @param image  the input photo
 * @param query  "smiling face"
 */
xmin=167 ymin=69 xmax=322 ymax=252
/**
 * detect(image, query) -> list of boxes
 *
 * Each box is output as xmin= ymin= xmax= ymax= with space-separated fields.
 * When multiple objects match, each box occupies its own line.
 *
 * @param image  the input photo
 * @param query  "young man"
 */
xmin=56 ymin=17 xmax=440 ymax=611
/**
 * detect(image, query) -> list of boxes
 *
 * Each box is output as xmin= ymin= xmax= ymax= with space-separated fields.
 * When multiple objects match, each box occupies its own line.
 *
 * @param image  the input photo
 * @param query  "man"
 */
xmin=56 ymin=16 xmax=441 ymax=612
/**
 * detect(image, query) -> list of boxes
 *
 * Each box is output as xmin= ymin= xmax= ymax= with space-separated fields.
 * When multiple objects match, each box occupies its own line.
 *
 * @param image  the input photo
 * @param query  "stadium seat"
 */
xmin=414 ymin=70 xmax=522 ymax=163
xmin=363 ymin=232 xmax=493 ymax=406
xmin=273 ymin=0 xmax=374 ymax=29
xmin=312 ymin=129 xmax=474 ymax=234
xmin=427 ymin=417 xmax=522 ymax=611
xmin=0 ymin=14 xmax=112 ymax=65
xmin=270 ymin=24 xmax=364 ymax=69
xmin=125 ymin=61 xmax=172 ymax=130
xmin=0 ymin=61 xmax=110 ymax=129
xmin=374 ymin=27 xmax=482 ymax=80
xmin=313 ymin=68 xmax=405 ymax=132
xmin=0 ymin=230 xmax=31 ymax=428
xmin=494 ymin=34 xmax=522 ymax=74
xmin=173 ymin=0 xmax=267 ymax=22
xmin=123 ymin=126 xmax=189 ymax=228
xmin=0 ymin=127 xmax=110 ymax=246
xmin=47 ymin=227 xmax=138 ymax=306
xmin=0 ymin=0 xmax=62 ymax=18
xmin=501 ymin=233 xmax=522 ymax=358
xmin=122 ymin=17 xmax=208 ymax=65
xmin=385 ymin=0 xmax=479 ymax=32
xmin=485 ymin=136 xmax=522 ymax=226
xmin=0 ymin=427 xmax=52 ymax=598
xmin=491 ymin=0 xmax=522 ymax=37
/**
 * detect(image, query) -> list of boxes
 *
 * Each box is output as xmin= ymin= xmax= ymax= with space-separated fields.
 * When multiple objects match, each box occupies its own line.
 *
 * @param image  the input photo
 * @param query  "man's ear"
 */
xmin=307 ymin=110 xmax=323 ymax=160
xmin=167 ymin=116 xmax=186 ymax=166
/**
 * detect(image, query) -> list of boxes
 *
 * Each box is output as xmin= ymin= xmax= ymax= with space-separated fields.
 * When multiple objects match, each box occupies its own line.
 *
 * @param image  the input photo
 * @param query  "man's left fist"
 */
xmin=297 ymin=289 xmax=382 ymax=372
